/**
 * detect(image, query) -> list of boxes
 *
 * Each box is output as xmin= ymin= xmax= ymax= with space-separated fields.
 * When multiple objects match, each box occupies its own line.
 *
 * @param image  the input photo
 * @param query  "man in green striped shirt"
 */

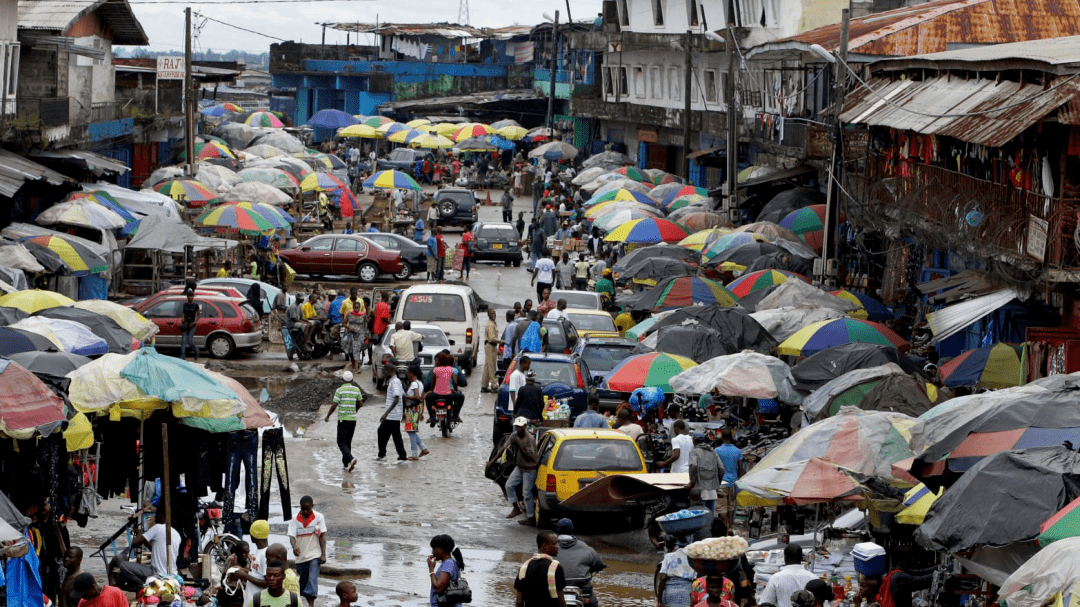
xmin=325 ymin=371 xmax=364 ymax=472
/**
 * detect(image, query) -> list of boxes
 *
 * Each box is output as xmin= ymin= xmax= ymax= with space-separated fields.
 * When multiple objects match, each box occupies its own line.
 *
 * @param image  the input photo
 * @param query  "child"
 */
xmin=693 ymin=576 xmax=737 ymax=607
xmin=334 ymin=581 xmax=357 ymax=607
xmin=404 ymin=367 xmax=430 ymax=460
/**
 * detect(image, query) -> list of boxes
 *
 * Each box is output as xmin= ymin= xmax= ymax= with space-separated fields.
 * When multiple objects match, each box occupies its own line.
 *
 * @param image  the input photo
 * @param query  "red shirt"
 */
xmin=461 ymin=232 xmax=474 ymax=257
xmin=79 ymin=586 xmax=128 ymax=607
xmin=373 ymin=301 xmax=390 ymax=335
xmin=436 ymin=235 xmax=446 ymax=257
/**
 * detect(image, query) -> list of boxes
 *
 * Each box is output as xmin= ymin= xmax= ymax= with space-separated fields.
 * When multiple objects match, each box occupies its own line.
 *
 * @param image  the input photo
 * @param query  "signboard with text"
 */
xmin=1027 ymin=215 xmax=1049 ymax=262
xmin=156 ymin=56 xmax=185 ymax=80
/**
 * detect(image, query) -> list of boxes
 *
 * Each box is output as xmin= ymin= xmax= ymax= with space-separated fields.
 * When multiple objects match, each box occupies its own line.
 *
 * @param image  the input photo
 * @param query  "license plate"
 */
xmin=493 ymin=243 xmax=503 ymax=249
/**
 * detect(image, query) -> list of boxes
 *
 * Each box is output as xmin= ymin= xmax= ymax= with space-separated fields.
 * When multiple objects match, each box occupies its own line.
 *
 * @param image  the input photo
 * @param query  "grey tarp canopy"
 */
xmin=799 ymin=364 xmax=933 ymax=425
xmin=791 ymin=342 xmax=922 ymax=390
xmin=124 ymin=215 xmax=237 ymax=253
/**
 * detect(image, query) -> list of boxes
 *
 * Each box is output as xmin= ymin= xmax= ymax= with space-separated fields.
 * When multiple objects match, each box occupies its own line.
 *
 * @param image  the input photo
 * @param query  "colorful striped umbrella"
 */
xmin=661 ymin=185 xmax=709 ymax=206
xmin=410 ymin=133 xmax=454 ymax=149
xmin=592 ymin=208 xmax=664 ymax=231
xmin=585 ymin=200 xmax=660 ymax=220
xmin=0 ymin=289 xmax=77 ymax=313
xmin=244 ymin=111 xmax=284 ymax=128
xmin=0 ymin=359 xmax=66 ymax=439
xmin=584 ymin=188 xmax=660 ymax=209
xmin=300 ymin=172 xmax=348 ymax=193
xmin=726 ymin=269 xmax=808 ymax=298
xmin=65 ymin=191 xmax=139 ymax=236
xmin=678 ymin=228 xmax=733 ymax=252
xmin=625 ymin=275 xmax=738 ymax=312
xmin=831 ymin=290 xmax=893 ymax=321
xmin=376 ymin=122 xmax=409 ymax=137
xmin=191 ymin=140 xmax=236 ymax=160
xmin=701 ymin=232 xmax=772 ymax=261
xmin=388 ymin=128 xmax=425 ymax=145
xmin=337 ymin=124 xmax=381 ymax=138
xmin=360 ymin=115 xmax=395 ymax=128
xmin=737 ymin=457 xmax=880 ymax=507
xmin=1039 ymin=496 xmax=1080 ymax=546
xmin=239 ymin=167 xmax=300 ymax=193
xmin=777 ymin=317 xmax=910 ymax=357
xmin=197 ymin=204 xmax=276 ymax=235
xmin=406 ymin=119 xmax=432 ymax=128
xmin=212 ymin=201 xmax=294 ymax=229
xmin=453 ymin=123 xmax=495 ymax=141
xmin=896 ymin=483 xmax=944 ymax=525
xmin=200 ymin=103 xmax=243 ymax=116
xmin=614 ymin=166 xmax=650 ymax=183
xmin=604 ymin=218 xmax=689 ymax=244
xmin=153 ymin=179 xmax=218 ymax=207
xmin=939 ymin=342 xmax=1026 ymax=389
xmin=602 ymin=352 xmax=698 ymax=393
xmin=363 ymin=170 xmax=421 ymax=191
xmin=664 ymin=194 xmax=708 ymax=212
xmin=22 ymin=236 xmax=110 ymax=276
xmin=496 ymin=125 xmax=528 ymax=140
xmin=779 ymin=205 xmax=829 ymax=252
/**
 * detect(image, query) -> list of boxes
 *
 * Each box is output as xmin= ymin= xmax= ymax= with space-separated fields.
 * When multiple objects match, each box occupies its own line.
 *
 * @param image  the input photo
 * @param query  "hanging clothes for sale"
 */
xmin=258 ymin=428 xmax=291 ymax=521
xmin=223 ymin=430 xmax=258 ymax=536
xmin=96 ymin=418 xmax=140 ymax=500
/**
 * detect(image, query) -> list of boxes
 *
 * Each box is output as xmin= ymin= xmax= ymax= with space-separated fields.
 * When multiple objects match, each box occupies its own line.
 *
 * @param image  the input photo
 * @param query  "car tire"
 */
xmin=629 ymin=507 xmax=646 ymax=529
xmin=512 ymin=259 xmax=521 ymax=267
xmin=393 ymin=263 xmax=413 ymax=281
xmin=504 ymin=260 xmax=512 ymax=267
xmin=357 ymin=262 xmax=379 ymax=283
xmin=208 ymin=334 xmax=235 ymax=359
xmin=438 ymin=200 xmax=456 ymax=218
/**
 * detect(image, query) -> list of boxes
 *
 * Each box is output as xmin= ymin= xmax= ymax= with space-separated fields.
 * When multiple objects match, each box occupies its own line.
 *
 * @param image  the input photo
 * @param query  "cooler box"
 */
xmin=852 ymin=542 xmax=887 ymax=576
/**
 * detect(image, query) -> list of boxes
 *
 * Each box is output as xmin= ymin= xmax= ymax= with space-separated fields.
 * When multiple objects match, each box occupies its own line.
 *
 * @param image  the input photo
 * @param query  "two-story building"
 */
xmin=1 ymin=0 xmax=16 ymax=120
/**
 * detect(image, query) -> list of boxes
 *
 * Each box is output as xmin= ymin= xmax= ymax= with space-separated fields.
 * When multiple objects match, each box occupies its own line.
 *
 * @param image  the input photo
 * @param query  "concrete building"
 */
xmin=1 ymin=0 xmax=17 ymax=118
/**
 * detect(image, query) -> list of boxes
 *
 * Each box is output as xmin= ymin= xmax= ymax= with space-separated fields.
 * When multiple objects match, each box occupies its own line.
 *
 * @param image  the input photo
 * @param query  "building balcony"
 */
xmin=533 ymin=68 xmax=597 ymax=100
xmin=15 ymin=97 xmax=69 ymax=127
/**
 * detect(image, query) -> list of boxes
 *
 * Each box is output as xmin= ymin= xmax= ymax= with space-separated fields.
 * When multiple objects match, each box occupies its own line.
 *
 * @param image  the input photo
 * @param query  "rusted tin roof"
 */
xmin=18 ymin=0 xmax=148 ymax=45
xmin=840 ymin=75 xmax=1080 ymax=147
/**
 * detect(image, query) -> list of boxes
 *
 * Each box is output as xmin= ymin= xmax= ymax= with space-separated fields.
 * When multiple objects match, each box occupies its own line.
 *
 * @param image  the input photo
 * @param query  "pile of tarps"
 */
xmin=669 ymin=351 xmax=803 ymax=404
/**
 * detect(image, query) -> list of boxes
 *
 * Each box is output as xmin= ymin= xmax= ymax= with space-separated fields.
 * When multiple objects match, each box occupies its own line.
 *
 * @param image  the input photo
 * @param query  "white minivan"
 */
xmin=392 ymin=284 xmax=480 ymax=372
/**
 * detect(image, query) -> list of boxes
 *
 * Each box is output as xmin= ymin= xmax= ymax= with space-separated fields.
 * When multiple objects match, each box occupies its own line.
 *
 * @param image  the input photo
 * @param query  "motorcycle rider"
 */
xmin=286 ymin=295 xmax=310 ymax=349
xmin=554 ymin=519 xmax=605 ymax=607
xmin=424 ymin=351 xmax=465 ymax=426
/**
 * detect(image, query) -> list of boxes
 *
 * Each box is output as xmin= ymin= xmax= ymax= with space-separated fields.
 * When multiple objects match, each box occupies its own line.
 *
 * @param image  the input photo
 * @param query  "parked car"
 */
xmin=128 ymin=286 xmax=247 ymax=311
xmin=359 ymin=232 xmax=426 ymax=280
xmin=533 ymin=428 xmax=648 ymax=526
xmin=541 ymin=317 xmax=580 ymax=355
xmin=471 ymin=222 xmax=522 ymax=266
xmin=135 ymin=294 xmax=261 ymax=358
xmin=549 ymin=289 xmax=603 ymax=311
xmin=432 ymin=188 xmax=478 ymax=229
xmin=392 ymin=283 xmax=480 ymax=371
xmin=570 ymin=335 xmax=639 ymax=410
xmin=493 ymin=353 xmax=596 ymax=443
xmin=563 ymin=308 xmax=619 ymax=338
xmin=198 ymin=278 xmax=292 ymax=315
xmin=377 ymin=148 xmax=434 ymax=172
xmin=371 ymin=323 xmax=449 ymax=390
xmin=278 ymin=234 xmax=404 ymax=282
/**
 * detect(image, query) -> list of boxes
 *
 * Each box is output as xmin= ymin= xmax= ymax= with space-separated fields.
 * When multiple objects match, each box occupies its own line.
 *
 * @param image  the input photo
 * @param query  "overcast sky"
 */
xmin=124 ymin=0 xmax=603 ymax=55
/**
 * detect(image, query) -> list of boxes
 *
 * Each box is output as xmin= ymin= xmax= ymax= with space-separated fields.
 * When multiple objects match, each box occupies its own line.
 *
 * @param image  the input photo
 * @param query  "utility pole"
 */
xmin=682 ymin=30 xmax=693 ymax=179
xmin=184 ymin=7 xmax=195 ymax=178
xmin=723 ymin=2 xmax=737 ymax=218
xmin=819 ymin=7 xmax=850 ymax=287
xmin=545 ymin=10 xmax=560 ymax=135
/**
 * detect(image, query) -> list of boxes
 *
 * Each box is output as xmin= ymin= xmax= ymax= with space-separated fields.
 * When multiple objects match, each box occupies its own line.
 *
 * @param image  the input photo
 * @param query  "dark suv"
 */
xmin=377 ymin=148 xmax=434 ymax=171
xmin=432 ymin=188 xmax=478 ymax=229
xmin=471 ymin=222 xmax=522 ymax=266
xmin=492 ymin=353 xmax=596 ymax=443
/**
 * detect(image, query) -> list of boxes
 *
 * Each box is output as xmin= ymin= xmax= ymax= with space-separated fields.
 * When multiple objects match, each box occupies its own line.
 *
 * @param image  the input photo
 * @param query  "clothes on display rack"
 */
xmin=258 ymin=428 xmax=291 ymax=521
xmin=223 ymin=430 xmax=259 ymax=536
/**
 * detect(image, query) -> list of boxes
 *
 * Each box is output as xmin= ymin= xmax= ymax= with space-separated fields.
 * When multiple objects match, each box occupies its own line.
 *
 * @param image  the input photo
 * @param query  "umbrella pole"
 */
xmin=161 ymin=423 xmax=172 ymax=574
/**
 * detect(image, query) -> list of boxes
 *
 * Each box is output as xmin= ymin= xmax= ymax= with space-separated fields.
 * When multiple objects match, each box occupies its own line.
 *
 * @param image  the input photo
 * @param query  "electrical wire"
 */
xmin=193 ymin=12 xmax=289 ymax=41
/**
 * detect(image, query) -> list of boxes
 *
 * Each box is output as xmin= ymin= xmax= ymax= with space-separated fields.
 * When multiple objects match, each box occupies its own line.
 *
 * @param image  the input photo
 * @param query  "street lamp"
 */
xmin=543 ymin=11 xmax=560 ymax=136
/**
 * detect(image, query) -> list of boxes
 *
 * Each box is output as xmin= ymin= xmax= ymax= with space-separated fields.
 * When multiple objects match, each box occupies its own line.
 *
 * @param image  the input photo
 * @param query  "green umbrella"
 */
xmin=1040 ymin=496 xmax=1080 ymax=546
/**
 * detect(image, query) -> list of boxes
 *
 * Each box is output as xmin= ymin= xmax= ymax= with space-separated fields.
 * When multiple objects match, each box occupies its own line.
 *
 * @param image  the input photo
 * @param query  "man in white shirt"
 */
xmin=131 ymin=510 xmax=180 ymax=577
xmin=531 ymin=251 xmax=556 ymax=301
xmin=288 ymin=496 xmax=327 ymax=607
xmin=390 ymin=321 xmax=424 ymax=366
xmin=392 ymin=188 xmax=404 ymax=209
xmin=758 ymin=544 xmax=816 ymax=607
xmin=615 ymin=408 xmax=642 ymax=440
xmin=508 ymin=355 xmax=531 ymax=410
xmin=377 ymin=367 xmax=407 ymax=461
xmin=546 ymin=299 xmax=569 ymax=321
xmin=660 ymin=420 xmax=693 ymax=473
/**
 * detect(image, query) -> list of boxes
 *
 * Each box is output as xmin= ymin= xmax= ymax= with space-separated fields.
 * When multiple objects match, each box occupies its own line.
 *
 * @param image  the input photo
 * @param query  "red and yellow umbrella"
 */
xmin=453 ymin=123 xmax=495 ymax=141
xmin=777 ymin=318 xmax=910 ymax=357
xmin=603 ymin=352 xmax=698 ymax=393
xmin=726 ymin=269 xmax=809 ymax=298
xmin=604 ymin=218 xmax=689 ymax=244
xmin=153 ymin=179 xmax=218 ymax=207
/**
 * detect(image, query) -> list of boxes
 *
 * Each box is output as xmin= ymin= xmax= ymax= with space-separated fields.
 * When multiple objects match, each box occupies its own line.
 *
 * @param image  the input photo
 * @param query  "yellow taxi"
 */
xmin=533 ymin=428 xmax=648 ymax=524
xmin=563 ymin=308 xmax=621 ymax=338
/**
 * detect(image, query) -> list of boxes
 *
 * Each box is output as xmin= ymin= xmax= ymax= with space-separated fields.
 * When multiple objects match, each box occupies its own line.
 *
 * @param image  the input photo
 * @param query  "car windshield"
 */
xmin=555 ymin=293 xmax=600 ymax=308
xmin=568 ymin=313 xmax=616 ymax=333
xmin=480 ymin=226 xmax=518 ymax=239
xmin=581 ymin=344 xmax=636 ymax=372
xmin=529 ymin=360 xmax=575 ymax=386
xmin=553 ymin=439 xmax=643 ymax=471
xmin=400 ymin=293 xmax=466 ymax=322
xmin=390 ymin=150 xmax=416 ymax=161
xmin=543 ymin=322 xmax=569 ymax=349
xmin=383 ymin=327 xmax=449 ymax=347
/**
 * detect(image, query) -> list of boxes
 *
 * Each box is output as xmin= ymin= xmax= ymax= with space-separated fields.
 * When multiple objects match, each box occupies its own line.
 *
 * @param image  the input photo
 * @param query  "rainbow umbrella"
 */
xmin=0 ymin=289 xmax=77 ymax=313
xmin=186 ymin=140 xmax=236 ymax=161
xmin=300 ymin=172 xmax=348 ymax=193
xmin=244 ymin=111 xmax=284 ymax=128
xmin=388 ymin=128 xmax=425 ymax=145
xmin=584 ymin=188 xmax=660 ymax=209
xmin=153 ymin=179 xmax=218 ymax=207
xmin=453 ymin=123 xmax=495 ymax=141
xmin=360 ymin=115 xmax=395 ymax=128
xmin=777 ymin=318 xmax=910 ymax=357
xmin=197 ymin=204 xmax=276 ymax=235
xmin=725 ymin=269 xmax=808 ymax=298
xmin=701 ymin=232 xmax=772 ymax=261
xmin=831 ymin=290 xmax=893 ymax=321
xmin=625 ymin=275 xmax=739 ymax=312
xmin=338 ymin=124 xmax=381 ymax=138
xmin=411 ymin=133 xmax=455 ymax=149
xmin=664 ymin=194 xmax=708 ymax=212
xmin=406 ymin=118 xmax=432 ymax=128
xmin=592 ymin=208 xmax=664 ymax=232
xmin=604 ymin=218 xmax=689 ymax=244
xmin=602 ymin=352 xmax=698 ymax=393
xmin=376 ymin=122 xmax=409 ymax=137
xmin=496 ymin=125 xmax=528 ymax=140
xmin=939 ymin=342 xmax=1026 ymax=389
xmin=1039 ymin=496 xmax=1080 ymax=546
xmin=22 ymin=235 xmax=110 ymax=276
xmin=363 ymin=170 xmax=421 ymax=191
xmin=65 ymin=191 xmax=139 ymax=236
xmin=0 ymin=360 xmax=66 ymax=439
xmin=212 ymin=201 xmax=294 ymax=229
xmin=200 ymin=103 xmax=243 ymax=116
xmin=661 ymin=185 xmax=709 ymax=206
xmin=779 ymin=205 xmax=828 ymax=252
xmin=614 ymin=166 xmax=650 ymax=183
xmin=676 ymin=211 xmax=730 ymax=232
xmin=585 ymin=200 xmax=659 ymax=220
xmin=678 ymin=228 xmax=733 ymax=252
xmin=432 ymin=122 xmax=462 ymax=136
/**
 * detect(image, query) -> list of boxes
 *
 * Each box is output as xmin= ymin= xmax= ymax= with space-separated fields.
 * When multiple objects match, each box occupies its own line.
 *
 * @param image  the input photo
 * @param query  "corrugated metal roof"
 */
xmin=840 ymin=75 xmax=1080 ymax=147
xmin=0 ymin=150 xmax=75 ymax=198
xmin=748 ymin=0 xmax=1080 ymax=59
xmin=874 ymin=34 xmax=1080 ymax=73
xmin=18 ymin=0 xmax=148 ymax=45
xmin=324 ymin=22 xmax=487 ymax=38
xmin=31 ymin=150 xmax=129 ymax=174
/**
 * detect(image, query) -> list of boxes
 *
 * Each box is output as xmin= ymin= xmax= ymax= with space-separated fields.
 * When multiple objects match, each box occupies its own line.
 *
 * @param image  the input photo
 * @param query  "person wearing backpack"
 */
xmin=428 ymin=534 xmax=468 ymax=607
xmin=250 ymin=559 xmax=299 ymax=607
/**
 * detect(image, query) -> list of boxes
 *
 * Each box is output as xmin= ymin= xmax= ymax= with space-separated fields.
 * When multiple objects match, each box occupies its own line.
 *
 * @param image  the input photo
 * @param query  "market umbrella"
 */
xmin=11 ymin=316 xmax=109 ymax=356
xmin=754 ymin=279 xmax=856 ymax=314
xmin=703 ymin=241 xmax=788 ymax=270
xmin=669 ymin=351 xmax=802 ymax=404
xmin=611 ymin=244 xmax=700 ymax=278
xmin=895 ymin=483 xmax=943 ymax=525
xmin=585 ymin=200 xmax=660 ymax=221
xmin=0 ymin=289 xmax=75 ymax=314
xmin=660 ymin=185 xmax=709 ymax=205
xmin=643 ymin=324 xmax=732 ymax=363
xmin=701 ymin=232 xmax=773 ymax=261
xmin=191 ymin=141 xmax=237 ymax=161
xmin=678 ymin=228 xmax=734 ymax=253
xmin=939 ymin=342 xmax=1026 ymax=389
xmin=376 ymin=122 xmax=408 ymax=137
xmin=0 ymin=326 xmax=57 ymax=355
xmin=120 ymin=348 xmax=246 ymax=418
xmin=388 ymin=129 xmax=425 ymax=145
xmin=831 ymin=290 xmax=893 ymax=321
xmin=572 ymin=167 xmax=611 ymax=187
xmin=726 ymin=269 xmax=808 ymax=298
xmin=645 ymin=305 xmax=777 ymax=352
xmin=588 ymin=177 xmax=653 ymax=195
xmin=737 ymin=457 xmax=883 ymax=506
xmin=36 ymin=200 xmax=126 ymax=231
xmin=621 ymin=275 xmax=738 ymax=312
xmin=496 ymin=125 xmax=528 ymax=140
xmin=64 ymin=191 xmax=140 ymax=236
xmin=211 ymin=201 xmax=294 ymax=229
xmin=9 ymin=350 xmax=91 ymax=379
xmin=337 ymin=124 xmax=380 ymax=139
xmin=453 ymin=123 xmax=495 ymax=141
xmin=0 ymin=306 xmax=28 ymax=325
xmin=581 ymin=150 xmax=631 ymax=169
xmin=456 ymin=136 xmax=499 ymax=151
xmin=431 ymin=122 xmax=461 ymax=136
xmin=799 ymin=364 xmax=933 ymax=424
xmin=153 ymin=179 xmax=218 ymax=207
xmin=524 ymin=126 xmax=555 ymax=142
xmin=735 ymin=221 xmax=804 ymax=244
xmin=756 ymin=187 xmax=825 ymax=224
xmin=616 ymin=257 xmax=696 ymax=284
xmin=225 ymin=182 xmax=293 ymax=206
xmin=777 ymin=317 xmax=910 ymax=357
xmin=71 ymin=300 xmax=157 ymax=341
xmin=406 ymin=118 xmax=433 ymax=128
xmin=613 ymin=166 xmax=650 ymax=183
xmin=411 ymin=133 xmax=455 ymax=149
xmin=529 ymin=141 xmax=578 ymax=161
xmin=238 ymin=167 xmax=300 ymax=193
xmin=915 ymin=447 xmax=1080 ymax=552
xmin=791 ymin=342 xmax=921 ymax=390
xmin=35 ymin=307 xmax=136 ymax=354
xmin=584 ymin=188 xmax=660 ymax=209
xmin=1039 ymin=496 xmax=1080 ymax=547
xmin=360 ymin=115 xmax=395 ymax=128
xmin=592 ymin=208 xmax=665 ymax=232
xmin=196 ymin=163 xmax=243 ymax=188
xmin=249 ymin=157 xmax=311 ymax=182
xmin=625 ymin=318 xmax=656 ymax=341
xmin=213 ymin=122 xmax=260 ymax=149
xmin=249 ymin=130 xmax=305 ymax=153
xmin=244 ymin=111 xmax=284 ymax=128
xmin=300 ymin=172 xmax=348 ymax=193
xmin=664 ymin=194 xmax=709 ymax=212
xmin=307 ymin=109 xmax=358 ymax=129
xmin=605 ymin=218 xmax=689 ymax=244
xmin=243 ymin=144 xmax=286 ymax=159
xmin=779 ymin=205 xmax=829 ymax=253
xmin=0 ymin=359 xmax=66 ymax=440
xmin=491 ymin=119 xmax=520 ymax=129
xmin=299 ymin=153 xmax=347 ymax=172
xmin=647 ymin=169 xmax=682 ymax=185
xmin=197 ymin=204 xmax=276 ymax=235
xmin=1000 ymin=536 xmax=1080 ymax=607
xmin=363 ymin=170 xmax=421 ymax=191
xmin=602 ymin=352 xmax=697 ymax=394
xmin=199 ymin=103 xmax=242 ymax=116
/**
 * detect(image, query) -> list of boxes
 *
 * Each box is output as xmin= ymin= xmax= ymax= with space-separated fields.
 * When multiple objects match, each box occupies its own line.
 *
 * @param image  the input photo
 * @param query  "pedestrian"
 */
xmin=573 ymin=397 xmax=607 ymax=429
xmin=500 ymin=310 xmax=519 ymax=375
xmin=334 ymin=581 xmax=357 ymax=607
xmin=461 ymin=225 xmax=475 ymax=280
xmin=516 ymin=311 xmax=544 ymax=354
xmin=414 ymin=217 xmax=425 ymax=244
xmin=131 ymin=510 xmax=181 ymax=577
xmin=428 ymin=535 xmax=467 ymax=607
xmin=532 ymin=171 xmax=544 ymax=214
xmin=242 ymin=520 xmax=271 ymax=605
xmin=60 ymin=547 xmax=84 ymax=607
xmin=505 ymin=417 xmax=539 ymax=523
xmin=325 ymin=371 xmax=363 ymax=471
xmin=377 ymin=364 xmax=408 ymax=461
xmin=403 ymin=366 xmax=429 ymax=460
xmin=594 ymin=267 xmax=615 ymax=300
xmin=502 ymin=187 xmax=515 ymax=223
xmin=373 ymin=291 xmax=391 ymax=341
xmin=251 ymin=559 xmax=301 ymax=607
xmin=482 ymin=309 xmax=502 ymax=392
xmin=220 ymin=542 xmax=252 ymax=607
xmin=615 ymin=407 xmax=642 ymax=441
xmin=265 ymin=544 xmax=302 ymax=596
xmin=70 ymin=573 xmax=127 ymax=607
xmin=180 ymin=288 xmax=200 ymax=360
xmin=515 ymin=531 xmax=567 ymax=605
xmin=531 ymin=251 xmax=556 ymax=300
xmin=590 ymin=251 xmax=608 ymax=282
xmin=554 ymin=221 xmax=571 ymax=241
xmin=425 ymin=229 xmax=439 ymax=282
xmin=508 ymin=355 xmax=530 ymax=412
xmin=217 ymin=259 xmax=233 ymax=278
xmin=390 ymin=320 xmax=424 ymax=373
xmin=573 ymin=256 xmax=590 ymax=291
xmin=694 ymin=577 xmax=737 ymax=607
xmin=536 ymin=288 xmax=555 ymax=319
xmin=514 ymin=372 xmax=545 ymax=421
xmin=658 ymin=543 xmax=699 ymax=607
xmin=688 ymin=432 xmax=724 ymax=515
xmin=427 ymin=200 xmax=438 ymax=229
xmin=287 ymin=496 xmax=327 ymax=607
xmin=553 ymin=519 xmax=606 ymax=605
xmin=546 ymin=298 xmax=569 ymax=322
xmin=435 ymin=227 xmax=447 ymax=281
xmin=516 ymin=212 xmax=526 ymax=239
xmin=758 ymin=545 xmax=816 ymax=607
xmin=660 ymin=420 xmax=693 ymax=473
xmin=540 ymin=205 xmax=558 ymax=236
xmin=555 ymin=253 xmax=574 ymax=290
xmin=345 ymin=301 xmax=367 ymax=374
xmin=529 ymin=222 xmax=546 ymax=271
xmin=714 ymin=428 xmax=745 ymax=529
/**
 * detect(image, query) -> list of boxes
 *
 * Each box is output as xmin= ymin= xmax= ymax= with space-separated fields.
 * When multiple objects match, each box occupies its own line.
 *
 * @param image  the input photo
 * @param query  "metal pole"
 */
xmin=682 ymin=31 xmax=693 ymax=179
xmin=161 ymin=423 xmax=173 ymax=574
xmin=723 ymin=13 xmax=737 ymax=216
xmin=819 ymin=7 xmax=850 ymax=286
xmin=184 ymin=7 xmax=195 ymax=178
xmin=564 ymin=0 xmax=573 ymax=25
xmin=545 ymin=10 xmax=560 ymax=135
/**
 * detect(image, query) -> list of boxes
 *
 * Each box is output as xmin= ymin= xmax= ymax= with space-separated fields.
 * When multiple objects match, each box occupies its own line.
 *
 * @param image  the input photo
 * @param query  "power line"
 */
xmin=193 ymin=12 xmax=288 ymax=41
xmin=128 ymin=0 xmax=378 ymax=4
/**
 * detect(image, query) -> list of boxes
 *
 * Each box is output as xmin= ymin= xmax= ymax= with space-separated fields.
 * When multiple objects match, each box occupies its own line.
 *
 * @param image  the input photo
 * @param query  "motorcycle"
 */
xmin=564 ymin=577 xmax=597 ymax=607
xmin=431 ymin=396 xmax=459 ymax=438
xmin=284 ymin=327 xmax=311 ymax=361
xmin=196 ymin=501 xmax=241 ymax=575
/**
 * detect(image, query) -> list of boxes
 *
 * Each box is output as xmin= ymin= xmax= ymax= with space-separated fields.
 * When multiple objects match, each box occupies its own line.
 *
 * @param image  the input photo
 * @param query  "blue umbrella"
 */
xmin=306 ymin=109 xmax=359 ymax=129
xmin=487 ymin=135 xmax=516 ymax=150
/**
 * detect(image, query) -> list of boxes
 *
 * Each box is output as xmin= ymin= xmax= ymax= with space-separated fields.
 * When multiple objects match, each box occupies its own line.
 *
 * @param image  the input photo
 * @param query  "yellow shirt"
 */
xmin=283 ymin=569 xmax=300 ymax=594
xmin=615 ymin=312 xmax=634 ymax=332
xmin=216 ymin=267 xmax=229 ymax=278
xmin=301 ymin=302 xmax=316 ymax=319
xmin=341 ymin=298 xmax=364 ymax=316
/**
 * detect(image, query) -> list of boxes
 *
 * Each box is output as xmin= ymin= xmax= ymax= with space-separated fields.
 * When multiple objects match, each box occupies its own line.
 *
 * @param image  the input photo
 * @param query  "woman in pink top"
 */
xmin=424 ymin=352 xmax=465 ymax=425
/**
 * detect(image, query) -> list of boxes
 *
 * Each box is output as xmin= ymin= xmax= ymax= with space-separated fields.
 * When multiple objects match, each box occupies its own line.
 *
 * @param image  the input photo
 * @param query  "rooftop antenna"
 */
xmin=458 ymin=0 xmax=469 ymax=24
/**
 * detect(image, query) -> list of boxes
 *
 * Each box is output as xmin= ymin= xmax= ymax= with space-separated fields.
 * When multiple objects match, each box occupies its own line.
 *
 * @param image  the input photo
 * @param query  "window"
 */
xmin=1 ymin=43 xmax=18 ymax=113
xmin=617 ymin=0 xmax=630 ymax=26
xmin=705 ymin=70 xmax=718 ymax=103
xmin=604 ymin=67 xmax=615 ymax=96
xmin=305 ymin=237 xmax=334 ymax=251
xmin=336 ymin=238 xmax=366 ymax=253
xmin=401 ymin=293 xmax=467 ymax=322
xmin=567 ymin=313 xmax=617 ymax=333
xmin=653 ymin=0 xmax=665 ymax=26
xmin=618 ymin=66 xmax=629 ymax=97
xmin=551 ymin=291 xmax=600 ymax=308
xmin=554 ymin=439 xmax=644 ymax=471
xmin=650 ymin=66 xmax=662 ymax=98
xmin=633 ymin=66 xmax=645 ymax=98
xmin=529 ymin=361 xmax=576 ymax=386
xmin=581 ymin=344 xmax=637 ymax=372
xmin=198 ymin=302 xmax=221 ymax=318
xmin=669 ymin=66 xmax=681 ymax=100
xmin=218 ymin=303 xmax=238 ymax=318
xmin=687 ymin=0 xmax=699 ymax=26
xmin=142 ymin=301 xmax=180 ymax=319
xmin=367 ymin=235 xmax=398 ymax=250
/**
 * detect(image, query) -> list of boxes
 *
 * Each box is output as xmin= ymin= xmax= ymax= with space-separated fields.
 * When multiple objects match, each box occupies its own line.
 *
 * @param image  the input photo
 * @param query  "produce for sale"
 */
xmin=686 ymin=535 xmax=749 ymax=561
